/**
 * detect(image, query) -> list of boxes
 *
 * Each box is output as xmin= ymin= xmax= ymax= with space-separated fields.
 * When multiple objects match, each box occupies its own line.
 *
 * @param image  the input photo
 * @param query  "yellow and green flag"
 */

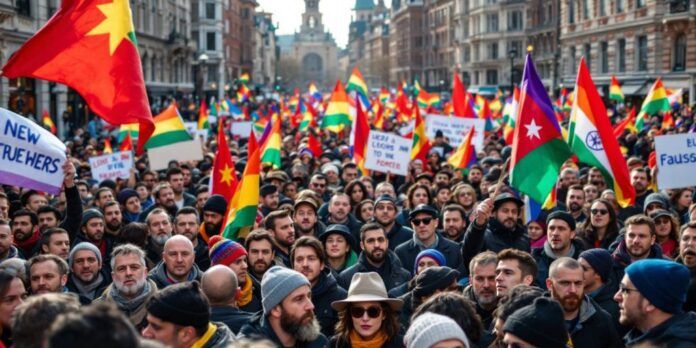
xmin=322 ymin=81 xmax=351 ymax=133
xmin=635 ymin=78 xmax=670 ymax=132
xmin=145 ymin=102 xmax=192 ymax=149
xmin=222 ymin=137 xmax=260 ymax=241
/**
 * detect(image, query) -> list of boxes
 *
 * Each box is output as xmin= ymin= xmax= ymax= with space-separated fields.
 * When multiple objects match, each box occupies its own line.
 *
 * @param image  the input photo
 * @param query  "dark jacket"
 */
xmin=200 ymin=322 xmax=236 ymax=348
xmin=675 ymin=256 xmax=696 ymax=312
xmin=329 ymin=333 xmax=404 ymax=348
xmin=395 ymin=233 xmax=466 ymax=276
xmin=611 ymin=238 xmax=667 ymax=281
xmin=61 ymin=185 xmax=83 ymax=239
xmin=71 ymin=233 xmax=117 ymax=272
xmin=462 ymin=218 xmax=530 ymax=276
xmin=387 ymin=281 xmax=410 ymax=298
xmin=532 ymin=239 xmax=585 ymax=287
xmin=463 ymin=284 xmax=495 ymax=330
xmin=239 ymin=311 xmax=329 ymax=348
xmin=148 ymin=261 xmax=202 ymax=289
xmin=385 ymin=222 xmax=413 ymax=251
xmin=180 ymin=192 xmax=197 ymax=208
xmin=65 ymin=269 xmax=112 ymax=305
xmin=239 ymin=274 xmax=263 ymax=313
xmin=338 ymin=250 xmax=410 ymax=291
xmin=588 ymin=278 xmax=621 ymax=330
xmin=211 ymin=306 xmax=253 ymax=334
xmin=194 ymin=238 xmax=211 ymax=272
xmin=624 ymin=312 xmax=696 ymax=348
xmin=145 ymin=237 xmax=164 ymax=268
xmin=395 ymin=209 xmax=410 ymax=228
xmin=322 ymin=214 xmax=364 ymax=251
xmin=568 ymin=296 xmax=622 ymax=348
xmin=313 ymin=268 xmax=348 ymax=338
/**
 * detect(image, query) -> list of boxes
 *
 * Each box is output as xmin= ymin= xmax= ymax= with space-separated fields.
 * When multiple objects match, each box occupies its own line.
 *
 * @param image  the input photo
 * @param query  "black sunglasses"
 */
xmin=591 ymin=208 xmax=608 ymax=215
xmin=350 ymin=306 xmax=382 ymax=319
xmin=411 ymin=217 xmax=433 ymax=226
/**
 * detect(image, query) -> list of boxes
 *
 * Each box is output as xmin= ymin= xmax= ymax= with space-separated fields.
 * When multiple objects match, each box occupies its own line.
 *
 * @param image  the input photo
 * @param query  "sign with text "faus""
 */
xmin=654 ymin=133 xmax=696 ymax=190
xmin=365 ymin=131 xmax=411 ymax=176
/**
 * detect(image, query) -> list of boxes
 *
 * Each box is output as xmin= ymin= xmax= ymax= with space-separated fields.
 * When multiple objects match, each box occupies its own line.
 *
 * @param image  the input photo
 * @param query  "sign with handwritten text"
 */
xmin=88 ymin=151 xmax=133 ymax=183
xmin=365 ymin=131 xmax=411 ymax=176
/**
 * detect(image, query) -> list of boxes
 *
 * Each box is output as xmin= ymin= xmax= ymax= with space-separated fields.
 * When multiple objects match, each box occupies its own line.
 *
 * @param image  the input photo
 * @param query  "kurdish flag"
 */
xmin=447 ymin=126 xmax=477 ymax=169
xmin=417 ymin=89 xmax=441 ymax=109
xmin=42 ymin=110 xmax=57 ymax=134
xmin=510 ymin=55 xmax=573 ymax=204
xmin=568 ymin=58 xmax=635 ymax=207
xmin=145 ymin=103 xmax=192 ymax=149
xmin=211 ymin=121 xmax=238 ymax=201
xmin=322 ymin=81 xmax=351 ymax=133
xmin=610 ymin=76 xmax=624 ymax=103
xmin=221 ymin=136 xmax=260 ymax=241
xmin=636 ymin=78 xmax=670 ymax=132
xmin=260 ymin=114 xmax=281 ymax=169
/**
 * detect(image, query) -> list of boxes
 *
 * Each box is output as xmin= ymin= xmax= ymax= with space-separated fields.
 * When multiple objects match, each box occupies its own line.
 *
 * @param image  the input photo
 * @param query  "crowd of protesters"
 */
xmin=0 ymin=97 xmax=694 ymax=348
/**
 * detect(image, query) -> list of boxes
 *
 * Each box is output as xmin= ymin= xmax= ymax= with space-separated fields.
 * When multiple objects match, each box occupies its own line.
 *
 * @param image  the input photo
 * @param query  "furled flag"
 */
xmin=120 ymin=132 xmax=133 ymax=152
xmin=211 ymin=121 xmax=238 ymax=201
xmin=103 ymin=138 xmax=113 ymax=154
xmin=502 ymin=86 xmax=520 ymax=145
xmin=635 ymin=78 xmax=670 ymax=132
xmin=613 ymin=107 xmax=637 ymax=137
xmin=321 ymin=81 xmax=352 ymax=133
xmin=260 ymin=114 xmax=281 ymax=169
xmin=221 ymin=135 xmax=260 ymax=241
xmin=476 ymin=97 xmax=495 ymax=134
xmin=662 ymin=111 xmax=675 ymax=130
xmin=198 ymin=100 xmax=209 ymax=130
xmin=510 ymin=55 xmax=573 ymax=204
xmin=411 ymin=106 xmax=431 ymax=170
xmin=145 ymin=103 xmax=192 ymax=149
xmin=1 ymin=0 xmax=155 ymax=154
xmin=609 ymin=75 xmax=625 ymax=103
xmin=447 ymin=126 xmax=477 ymax=170
xmin=452 ymin=74 xmax=476 ymax=118
xmin=42 ymin=110 xmax=57 ymax=135
xmin=568 ymin=58 xmax=635 ymax=207
xmin=351 ymin=96 xmax=370 ymax=175
xmin=239 ymin=72 xmax=250 ymax=85
xmin=395 ymin=85 xmax=413 ymax=123
xmin=346 ymin=67 xmax=371 ymax=109
xmin=374 ymin=100 xmax=386 ymax=130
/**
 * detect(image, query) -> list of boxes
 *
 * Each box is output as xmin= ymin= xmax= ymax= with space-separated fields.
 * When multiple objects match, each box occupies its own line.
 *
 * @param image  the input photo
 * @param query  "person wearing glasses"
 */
xmin=650 ymin=209 xmax=680 ymax=259
xmin=577 ymin=199 xmax=621 ymax=250
xmin=395 ymin=204 xmax=465 ymax=276
xmin=330 ymin=272 xmax=403 ymax=348
xmin=614 ymin=259 xmax=696 ymax=347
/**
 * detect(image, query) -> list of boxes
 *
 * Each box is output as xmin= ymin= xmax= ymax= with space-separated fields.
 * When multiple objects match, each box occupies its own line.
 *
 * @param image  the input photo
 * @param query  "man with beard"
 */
xmin=11 ymin=209 xmax=41 ymax=257
xmin=372 ymin=195 xmax=413 ymax=250
xmin=149 ymin=235 xmax=201 ymax=289
xmin=66 ymin=242 xmax=111 ymax=304
xmin=260 ymin=184 xmax=280 ymax=217
xmin=611 ymin=214 xmax=665 ymax=280
xmin=337 ymin=223 xmax=410 ymax=290
xmin=442 ymin=204 xmax=467 ymax=242
xmin=630 ymin=168 xmax=653 ymax=209
xmin=321 ymin=193 xmax=363 ymax=238
xmin=40 ymin=227 xmax=70 ymax=260
xmin=293 ymin=198 xmax=326 ymax=238
xmin=291 ymin=236 xmax=347 ymax=337
xmin=462 ymin=193 xmax=530 ymax=271
xmin=309 ymin=174 xmax=331 ymax=203
xmin=73 ymin=209 xmax=116 ymax=270
xmin=0 ymin=221 xmax=19 ymax=262
xmin=138 ymin=183 xmax=178 ymax=222
xmin=588 ymin=166 xmax=607 ymax=193
xmin=264 ymin=210 xmax=295 ymax=267
xmin=677 ymin=222 xmax=696 ymax=312
xmin=96 ymin=244 xmax=158 ymax=330
xmin=102 ymin=201 xmax=123 ymax=237
xmin=546 ymin=257 xmax=621 ymax=347
xmin=201 ymin=265 xmax=253 ymax=334
xmin=613 ymin=259 xmax=696 ymax=347
xmin=198 ymin=194 xmax=227 ymax=243
xmin=245 ymin=229 xmax=276 ymax=282
xmin=532 ymin=211 xmax=585 ymax=287
xmin=463 ymin=251 xmax=498 ymax=329
xmin=37 ymin=204 xmax=81 ymax=238
xmin=174 ymin=207 xmax=210 ymax=271
xmin=145 ymin=208 xmax=173 ymax=266
xmin=166 ymin=167 xmax=196 ymax=209
xmin=564 ymin=185 xmax=588 ymax=224
xmin=208 ymin=235 xmax=262 ymax=313
xmin=467 ymin=165 xmax=484 ymax=196
xmin=28 ymin=254 xmax=68 ymax=294
xmin=239 ymin=266 xmax=328 ymax=347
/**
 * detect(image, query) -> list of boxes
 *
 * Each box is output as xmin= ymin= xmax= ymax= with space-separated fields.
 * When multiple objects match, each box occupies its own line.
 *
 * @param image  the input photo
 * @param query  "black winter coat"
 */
xmin=210 ymin=306 xmax=253 ymax=334
xmin=239 ymin=311 xmax=329 ymax=347
xmin=385 ymin=222 xmax=413 ymax=251
xmin=312 ymin=268 xmax=348 ymax=338
xmin=532 ymin=239 xmax=585 ymax=287
xmin=338 ymin=251 xmax=410 ymax=291
xmin=568 ymin=296 xmax=622 ymax=348
xmin=462 ymin=218 xmax=529 ymax=276
xmin=624 ymin=312 xmax=696 ymax=348
xmin=394 ymin=234 xmax=466 ymax=276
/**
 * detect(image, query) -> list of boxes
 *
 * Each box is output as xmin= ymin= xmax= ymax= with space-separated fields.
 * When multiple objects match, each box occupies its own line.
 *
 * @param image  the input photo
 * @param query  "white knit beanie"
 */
xmin=404 ymin=312 xmax=470 ymax=348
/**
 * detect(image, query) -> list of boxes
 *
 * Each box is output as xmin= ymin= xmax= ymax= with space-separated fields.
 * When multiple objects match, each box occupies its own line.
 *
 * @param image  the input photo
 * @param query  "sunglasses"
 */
xmin=350 ymin=306 xmax=382 ymax=319
xmin=591 ymin=208 xmax=608 ymax=216
xmin=411 ymin=217 xmax=434 ymax=226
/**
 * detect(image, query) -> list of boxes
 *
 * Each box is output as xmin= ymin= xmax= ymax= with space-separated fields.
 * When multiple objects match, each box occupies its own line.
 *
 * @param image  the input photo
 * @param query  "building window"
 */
xmin=617 ymin=39 xmax=626 ymax=72
xmin=582 ymin=0 xmax=589 ymax=19
xmin=488 ymin=43 xmax=499 ymax=59
xmin=636 ymin=0 xmax=644 ymax=8
xmin=507 ymin=11 xmax=523 ymax=31
xmin=486 ymin=70 xmax=498 ymax=85
xmin=616 ymin=0 xmax=623 ymax=13
xmin=16 ymin=0 xmax=30 ymax=17
xmin=206 ymin=32 xmax=216 ymax=51
xmin=600 ymin=42 xmax=608 ymax=73
xmin=205 ymin=2 xmax=216 ymax=19
xmin=486 ymin=14 xmax=498 ymax=32
xmin=570 ymin=46 xmax=576 ymax=74
xmin=599 ymin=0 xmax=606 ymax=16
xmin=637 ymin=36 xmax=648 ymax=71
xmin=464 ymin=46 xmax=471 ymax=63
xmin=583 ymin=43 xmax=591 ymax=71
xmin=568 ymin=0 xmax=575 ymax=24
xmin=673 ymin=33 xmax=686 ymax=71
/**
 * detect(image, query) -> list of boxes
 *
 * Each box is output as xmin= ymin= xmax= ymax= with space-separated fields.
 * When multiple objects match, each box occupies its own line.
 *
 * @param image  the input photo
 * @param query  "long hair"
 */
xmin=333 ymin=302 xmax=400 ymax=345
xmin=578 ymin=198 xmax=619 ymax=245
xmin=344 ymin=179 xmax=368 ymax=207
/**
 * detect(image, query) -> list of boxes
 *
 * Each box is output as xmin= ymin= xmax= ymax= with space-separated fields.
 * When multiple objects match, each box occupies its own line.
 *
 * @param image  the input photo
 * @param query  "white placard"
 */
xmin=231 ymin=121 xmax=253 ymax=138
xmin=425 ymin=114 xmax=485 ymax=151
xmin=365 ymin=131 xmax=411 ymax=176
xmin=88 ymin=151 xmax=133 ymax=183
xmin=654 ymin=133 xmax=696 ymax=190
xmin=148 ymin=138 xmax=205 ymax=171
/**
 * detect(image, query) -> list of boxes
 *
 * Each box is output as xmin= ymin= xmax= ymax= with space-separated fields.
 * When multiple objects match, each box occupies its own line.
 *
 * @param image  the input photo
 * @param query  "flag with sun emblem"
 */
xmin=1 ymin=0 xmax=154 ymax=153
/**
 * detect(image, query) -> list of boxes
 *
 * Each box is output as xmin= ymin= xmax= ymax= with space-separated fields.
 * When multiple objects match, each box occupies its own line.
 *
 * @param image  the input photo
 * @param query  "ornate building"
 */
xmin=389 ymin=0 xmax=425 ymax=85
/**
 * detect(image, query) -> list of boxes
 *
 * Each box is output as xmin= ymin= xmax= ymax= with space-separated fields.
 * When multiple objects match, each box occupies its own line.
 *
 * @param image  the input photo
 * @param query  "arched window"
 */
xmin=673 ymin=33 xmax=686 ymax=71
xmin=302 ymin=53 xmax=323 ymax=74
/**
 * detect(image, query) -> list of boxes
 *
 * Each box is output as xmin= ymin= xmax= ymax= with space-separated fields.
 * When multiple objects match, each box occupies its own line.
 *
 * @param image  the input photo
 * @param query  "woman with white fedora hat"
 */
xmin=330 ymin=272 xmax=404 ymax=348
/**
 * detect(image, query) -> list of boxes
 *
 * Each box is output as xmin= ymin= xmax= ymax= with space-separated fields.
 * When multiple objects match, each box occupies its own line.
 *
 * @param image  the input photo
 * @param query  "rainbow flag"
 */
xmin=261 ymin=114 xmax=281 ymax=169
xmin=222 ymin=137 xmax=260 ymax=241
xmin=198 ymin=100 xmax=209 ymax=130
xmin=42 ymin=110 xmax=56 ymax=134
xmin=447 ymin=126 xmax=477 ymax=169
xmin=609 ymin=76 xmax=624 ymax=103
xmin=417 ymin=88 xmax=441 ymax=109
xmin=503 ymin=87 xmax=520 ymax=145
xmin=346 ymin=67 xmax=370 ymax=108
xmin=237 ymin=84 xmax=251 ymax=102
xmin=118 ymin=123 xmax=139 ymax=142
xmin=476 ymin=97 xmax=495 ymax=133
xmin=322 ymin=81 xmax=351 ymax=133
xmin=379 ymin=87 xmax=390 ymax=104
xmin=145 ymin=103 xmax=192 ymax=149
xmin=239 ymin=73 xmax=250 ymax=85
xmin=298 ymin=101 xmax=317 ymax=131
xmin=635 ymin=78 xmax=670 ymax=132
xmin=411 ymin=107 xmax=431 ymax=168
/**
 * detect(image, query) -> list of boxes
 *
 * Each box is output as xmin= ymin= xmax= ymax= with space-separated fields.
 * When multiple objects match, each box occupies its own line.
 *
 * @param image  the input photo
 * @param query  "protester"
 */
xmin=503 ymin=297 xmax=568 ymax=348
xmin=11 ymin=293 xmax=80 ymax=348
xmin=208 ymin=235 xmax=261 ymax=312
xmin=318 ymin=224 xmax=357 ymax=275
xmin=201 ymin=265 xmax=253 ymax=334
xmin=149 ymin=235 xmax=201 ymax=289
xmin=66 ymin=242 xmax=111 ymax=304
xmin=404 ymin=312 xmax=470 ymax=348
xmin=463 ymin=251 xmax=498 ymax=329
xmin=532 ymin=210 xmax=585 ymax=286
xmin=0 ymin=270 xmax=25 ymax=346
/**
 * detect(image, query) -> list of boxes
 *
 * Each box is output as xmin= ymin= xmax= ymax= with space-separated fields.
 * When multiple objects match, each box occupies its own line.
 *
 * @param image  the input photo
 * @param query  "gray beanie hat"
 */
xmin=81 ymin=209 xmax=104 ymax=227
xmin=68 ymin=242 xmax=102 ymax=268
xmin=261 ymin=266 xmax=310 ymax=315
xmin=405 ymin=312 xmax=470 ymax=348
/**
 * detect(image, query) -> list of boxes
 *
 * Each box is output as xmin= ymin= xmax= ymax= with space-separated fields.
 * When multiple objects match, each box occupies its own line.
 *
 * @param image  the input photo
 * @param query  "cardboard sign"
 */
xmin=654 ymin=133 xmax=696 ymax=189
xmin=148 ymin=137 xmax=205 ymax=171
xmin=184 ymin=121 xmax=209 ymax=143
xmin=0 ymin=108 xmax=67 ymax=194
xmin=425 ymin=114 xmax=485 ymax=151
xmin=231 ymin=121 xmax=253 ymax=138
xmin=88 ymin=151 xmax=133 ymax=183
xmin=365 ymin=131 xmax=411 ymax=176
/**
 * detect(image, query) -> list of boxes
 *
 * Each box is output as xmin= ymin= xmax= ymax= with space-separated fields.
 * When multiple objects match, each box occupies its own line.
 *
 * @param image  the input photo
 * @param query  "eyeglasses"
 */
xmin=411 ymin=217 xmax=433 ymax=226
xmin=591 ymin=208 xmax=608 ymax=216
xmin=350 ymin=306 xmax=382 ymax=319
xmin=619 ymin=285 xmax=639 ymax=296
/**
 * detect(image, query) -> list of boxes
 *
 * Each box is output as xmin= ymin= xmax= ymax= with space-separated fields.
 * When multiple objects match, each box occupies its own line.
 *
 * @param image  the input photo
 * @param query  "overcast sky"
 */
xmin=257 ymin=0 xmax=354 ymax=48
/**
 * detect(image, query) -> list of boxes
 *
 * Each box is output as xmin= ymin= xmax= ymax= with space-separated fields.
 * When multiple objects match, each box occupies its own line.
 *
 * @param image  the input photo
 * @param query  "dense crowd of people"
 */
xmin=0 ymin=97 xmax=694 ymax=348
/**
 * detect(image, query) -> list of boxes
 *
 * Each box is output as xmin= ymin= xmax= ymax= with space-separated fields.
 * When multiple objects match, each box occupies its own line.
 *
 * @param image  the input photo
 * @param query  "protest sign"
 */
xmin=425 ymin=114 xmax=485 ymax=151
xmin=148 ymin=137 xmax=204 ymax=171
xmin=365 ymin=131 xmax=411 ymax=176
xmin=231 ymin=121 xmax=253 ymax=138
xmin=184 ymin=121 xmax=208 ymax=142
xmin=0 ymin=108 xmax=67 ymax=194
xmin=88 ymin=151 xmax=133 ymax=183
xmin=654 ymin=133 xmax=696 ymax=190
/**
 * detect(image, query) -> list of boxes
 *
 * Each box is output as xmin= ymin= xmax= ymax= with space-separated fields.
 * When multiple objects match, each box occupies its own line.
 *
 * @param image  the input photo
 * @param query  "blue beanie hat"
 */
xmin=414 ymin=249 xmax=446 ymax=273
xmin=579 ymin=248 xmax=613 ymax=282
xmin=625 ymin=259 xmax=690 ymax=314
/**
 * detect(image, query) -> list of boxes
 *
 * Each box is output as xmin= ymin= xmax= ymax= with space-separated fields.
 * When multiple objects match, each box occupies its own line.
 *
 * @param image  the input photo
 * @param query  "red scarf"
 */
xmin=14 ymin=228 xmax=40 ymax=253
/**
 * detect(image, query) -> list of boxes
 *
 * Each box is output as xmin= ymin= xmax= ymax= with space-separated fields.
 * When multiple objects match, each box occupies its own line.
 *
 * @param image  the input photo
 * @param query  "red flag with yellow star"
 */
xmin=211 ymin=121 xmax=238 ymax=202
xmin=1 ymin=0 xmax=154 ymax=154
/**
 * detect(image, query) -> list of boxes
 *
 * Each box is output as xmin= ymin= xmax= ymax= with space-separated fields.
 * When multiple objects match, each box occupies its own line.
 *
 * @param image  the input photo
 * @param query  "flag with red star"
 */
xmin=210 ymin=121 xmax=238 ymax=201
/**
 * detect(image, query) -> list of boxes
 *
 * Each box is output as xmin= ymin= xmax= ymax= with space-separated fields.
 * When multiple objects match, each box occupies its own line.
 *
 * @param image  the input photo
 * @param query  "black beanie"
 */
xmin=546 ymin=210 xmax=576 ymax=231
xmin=81 ymin=209 xmax=104 ymax=227
xmin=203 ymin=194 xmax=228 ymax=215
xmin=503 ymin=297 xmax=568 ymax=348
xmin=413 ymin=266 xmax=460 ymax=298
xmin=147 ymin=281 xmax=210 ymax=328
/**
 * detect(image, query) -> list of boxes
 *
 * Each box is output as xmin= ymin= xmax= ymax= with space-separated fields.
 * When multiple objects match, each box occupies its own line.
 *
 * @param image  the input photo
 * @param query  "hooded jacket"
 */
xmin=95 ymin=278 xmax=158 ymax=330
xmin=462 ymin=218 xmax=530 ymax=276
xmin=312 ymin=268 xmax=348 ymax=338
xmin=211 ymin=306 xmax=252 ymax=335
xmin=338 ymin=250 xmax=410 ymax=291
xmin=239 ymin=311 xmax=329 ymax=348
xmin=532 ymin=239 xmax=586 ymax=287
xmin=624 ymin=312 xmax=696 ymax=348
xmin=147 ymin=260 xmax=202 ymax=289
xmin=567 ymin=295 xmax=622 ymax=348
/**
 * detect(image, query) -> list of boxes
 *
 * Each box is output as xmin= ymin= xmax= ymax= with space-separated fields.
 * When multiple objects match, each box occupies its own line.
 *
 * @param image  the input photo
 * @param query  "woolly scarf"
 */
xmin=237 ymin=273 xmax=253 ymax=307
xmin=349 ymin=329 xmax=389 ymax=348
xmin=70 ymin=273 xmax=104 ymax=300
xmin=14 ymin=229 xmax=40 ymax=253
xmin=109 ymin=279 xmax=152 ymax=313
